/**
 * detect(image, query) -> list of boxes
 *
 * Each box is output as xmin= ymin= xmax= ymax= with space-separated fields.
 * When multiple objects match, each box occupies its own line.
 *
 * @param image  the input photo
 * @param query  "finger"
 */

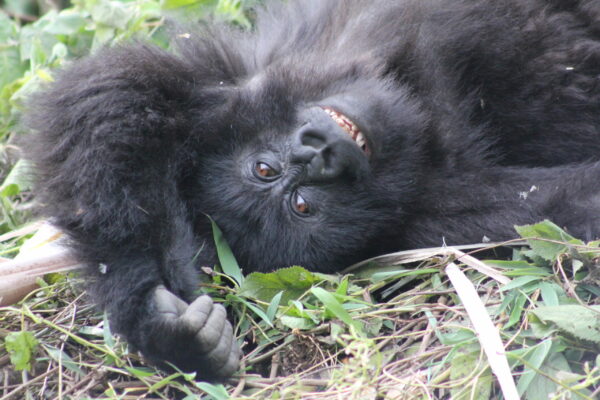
xmin=206 ymin=319 xmax=233 ymax=367
xmin=181 ymin=295 xmax=213 ymax=332
xmin=218 ymin=337 xmax=241 ymax=378
xmin=195 ymin=303 xmax=227 ymax=352
xmin=154 ymin=285 xmax=188 ymax=318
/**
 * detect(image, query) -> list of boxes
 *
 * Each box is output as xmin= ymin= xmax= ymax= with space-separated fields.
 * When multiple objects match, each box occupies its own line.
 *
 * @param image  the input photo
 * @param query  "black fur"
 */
xmin=25 ymin=0 xmax=600 ymax=380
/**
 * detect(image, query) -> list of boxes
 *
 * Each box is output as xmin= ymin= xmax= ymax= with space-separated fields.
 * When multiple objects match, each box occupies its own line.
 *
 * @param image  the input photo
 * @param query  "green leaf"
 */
xmin=538 ymin=282 xmax=560 ymax=307
xmin=228 ymin=294 xmax=273 ymax=327
xmin=523 ymin=352 xmax=589 ymax=400
xmin=310 ymin=287 xmax=364 ymax=336
xmin=280 ymin=315 xmax=315 ymax=330
xmin=515 ymin=220 xmax=582 ymax=261
xmin=90 ymin=0 xmax=132 ymax=30
xmin=5 ymin=331 xmax=38 ymax=371
xmin=287 ymin=300 xmax=320 ymax=324
xmin=18 ymin=14 xmax=61 ymax=65
xmin=102 ymin=313 xmax=115 ymax=349
xmin=579 ymin=283 xmax=600 ymax=298
xmin=240 ymin=266 xmax=319 ymax=303
xmin=210 ymin=218 xmax=243 ymax=285
xmin=436 ymin=328 xmax=476 ymax=346
xmin=266 ymin=291 xmax=282 ymax=321
xmin=485 ymin=260 xmax=551 ymax=277
xmin=506 ymin=292 xmax=528 ymax=329
xmin=162 ymin=0 xmax=205 ymax=9
xmin=336 ymin=276 xmax=349 ymax=296
xmin=517 ymin=339 xmax=552 ymax=395
xmin=43 ymin=11 xmax=87 ymax=35
xmin=215 ymin=0 xmax=251 ymax=29
xmin=0 ymin=14 xmax=27 ymax=90
xmin=499 ymin=275 xmax=541 ymax=292
xmin=4 ymin=0 xmax=36 ymax=16
xmin=125 ymin=366 xmax=157 ymax=379
xmin=91 ymin=25 xmax=116 ymax=49
xmin=530 ymin=305 xmax=600 ymax=344
xmin=50 ymin=43 xmax=68 ymax=63
xmin=194 ymin=382 xmax=230 ymax=400
xmin=450 ymin=347 xmax=493 ymax=400
xmin=427 ymin=308 xmax=475 ymax=345
xmin=148 ymin=372 xmax=185 ymax=391
xmin=44 ymin=346 xmax=85 ymax=377
xmin=0 ymin=159 xmax=34 ymax=197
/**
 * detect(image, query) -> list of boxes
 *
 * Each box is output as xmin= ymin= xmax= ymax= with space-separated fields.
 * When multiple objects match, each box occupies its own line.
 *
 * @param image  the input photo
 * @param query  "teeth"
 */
xmin=355 ymin=132 xmax=365 ymax=148
xmin=321 ymin=107 xmax=368 ymax=153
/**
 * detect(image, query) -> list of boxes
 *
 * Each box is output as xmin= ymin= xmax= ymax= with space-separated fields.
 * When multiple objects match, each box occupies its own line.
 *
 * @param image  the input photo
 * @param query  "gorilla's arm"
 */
xmin=403 ymin=163 xmax=600 ymax=247
xmin=26 ymin=45 xmax=239 ymax=380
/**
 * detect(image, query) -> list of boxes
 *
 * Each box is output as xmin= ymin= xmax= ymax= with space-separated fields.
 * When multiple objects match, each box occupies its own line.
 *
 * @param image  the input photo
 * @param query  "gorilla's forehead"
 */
xmin=237 ymin=55 xmax=388 ymax=105
xmin=244 ymin=73 xmax=267 ymax=93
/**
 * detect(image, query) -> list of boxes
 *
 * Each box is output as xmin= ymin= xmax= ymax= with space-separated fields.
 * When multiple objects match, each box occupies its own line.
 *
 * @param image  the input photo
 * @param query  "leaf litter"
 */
xmin=0 ymin=220 xmax=599 ymax=399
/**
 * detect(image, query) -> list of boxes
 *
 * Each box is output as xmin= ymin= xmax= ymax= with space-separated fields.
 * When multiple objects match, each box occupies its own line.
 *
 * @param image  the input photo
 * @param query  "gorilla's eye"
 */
xmin=254 ymin=162 xmax=279 ymax=180
xmin=292 ymin=191 xmax=310 ymax=215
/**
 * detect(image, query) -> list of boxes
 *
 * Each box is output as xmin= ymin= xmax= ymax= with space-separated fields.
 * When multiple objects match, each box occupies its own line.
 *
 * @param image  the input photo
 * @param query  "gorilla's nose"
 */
xmin=291 ymin=108 xmax=368 ymax=182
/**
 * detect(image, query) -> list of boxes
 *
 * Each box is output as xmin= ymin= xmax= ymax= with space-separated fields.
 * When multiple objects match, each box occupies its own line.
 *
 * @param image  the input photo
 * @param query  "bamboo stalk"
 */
xmin=0 ymin=250 xmax=82 ymax=306
xmin=0 ymin=224 xmax=83 ymax=306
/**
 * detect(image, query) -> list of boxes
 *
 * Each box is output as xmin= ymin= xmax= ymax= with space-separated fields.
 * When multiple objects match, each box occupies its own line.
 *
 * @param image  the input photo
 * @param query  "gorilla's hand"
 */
xmin=145 ymin=285 xmax=240 ymax=380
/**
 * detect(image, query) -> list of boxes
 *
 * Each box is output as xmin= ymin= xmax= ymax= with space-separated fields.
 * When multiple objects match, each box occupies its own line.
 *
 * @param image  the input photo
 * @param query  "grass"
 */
xmin=1 ymin=221 xmax=600 ymax=399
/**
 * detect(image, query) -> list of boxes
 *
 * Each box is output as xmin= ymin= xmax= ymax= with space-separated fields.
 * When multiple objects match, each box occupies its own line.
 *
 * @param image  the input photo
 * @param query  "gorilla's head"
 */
xmin=188 ymin=62 xmax=428 ymax=273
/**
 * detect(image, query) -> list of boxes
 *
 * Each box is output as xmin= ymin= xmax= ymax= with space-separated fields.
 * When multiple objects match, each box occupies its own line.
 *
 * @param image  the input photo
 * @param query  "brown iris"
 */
xmin=255 ymin=162 xmax=278 ymax=179
xmin=292 ymin=191 xmax=309 ymax=214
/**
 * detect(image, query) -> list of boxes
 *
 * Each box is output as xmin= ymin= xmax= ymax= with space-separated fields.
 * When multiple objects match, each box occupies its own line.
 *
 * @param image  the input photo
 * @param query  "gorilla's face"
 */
xmin=196 ymin=72 xmax=427 ymax=273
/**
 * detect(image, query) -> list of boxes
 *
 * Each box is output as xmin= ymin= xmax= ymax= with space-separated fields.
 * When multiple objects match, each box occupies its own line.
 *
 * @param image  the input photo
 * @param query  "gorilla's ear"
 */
xmin=24 ymin=44 xmax=200 ymax=258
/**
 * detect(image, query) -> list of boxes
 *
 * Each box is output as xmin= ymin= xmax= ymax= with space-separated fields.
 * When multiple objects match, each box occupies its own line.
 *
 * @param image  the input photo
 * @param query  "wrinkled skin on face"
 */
xmin=25 ymin=0 xmax=600 ymax=381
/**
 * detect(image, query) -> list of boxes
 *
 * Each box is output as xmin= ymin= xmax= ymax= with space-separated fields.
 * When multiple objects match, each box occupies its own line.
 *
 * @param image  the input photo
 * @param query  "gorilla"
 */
xmin=25 ymin=0 xmax=600 ymax=381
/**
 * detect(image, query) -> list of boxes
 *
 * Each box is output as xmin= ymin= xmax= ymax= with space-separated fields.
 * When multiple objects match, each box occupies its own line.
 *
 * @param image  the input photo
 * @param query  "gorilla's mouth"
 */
xmin=322 ymin=107 xmax=370 ymax=155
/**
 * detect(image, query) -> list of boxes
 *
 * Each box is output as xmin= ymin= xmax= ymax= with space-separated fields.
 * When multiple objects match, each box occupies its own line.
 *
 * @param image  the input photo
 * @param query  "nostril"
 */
xmin=321 ymin=147 xmax=333 ymax=166
xmin=300 ymin=129 xmax=327 ymax=149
